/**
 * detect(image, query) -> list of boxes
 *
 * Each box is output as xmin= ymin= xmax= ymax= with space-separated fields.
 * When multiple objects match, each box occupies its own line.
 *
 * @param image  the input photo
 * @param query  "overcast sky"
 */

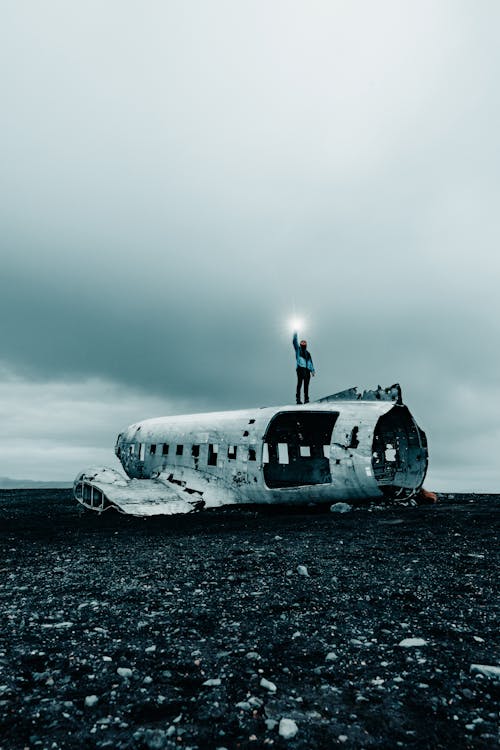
xmin=1 ymin=1 xmax=499 ymax=490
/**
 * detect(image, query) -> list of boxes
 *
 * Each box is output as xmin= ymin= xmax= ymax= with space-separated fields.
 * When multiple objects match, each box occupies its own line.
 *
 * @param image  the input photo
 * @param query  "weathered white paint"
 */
xmin=74 ymin=391 xmax=428 ymax=516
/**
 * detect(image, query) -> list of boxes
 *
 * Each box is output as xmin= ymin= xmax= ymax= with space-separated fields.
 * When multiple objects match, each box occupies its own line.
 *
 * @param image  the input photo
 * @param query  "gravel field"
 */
xmin=0 ymin=490 xmax=498 ymax=750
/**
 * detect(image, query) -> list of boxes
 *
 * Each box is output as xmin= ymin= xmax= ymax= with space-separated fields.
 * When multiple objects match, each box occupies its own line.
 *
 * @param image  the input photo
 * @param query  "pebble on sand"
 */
xmin=117 ymin=667 xmax=133 ymax=678
xmin=279 ymin=718 xmax=299 ymax=739
xmin=330 ymin=503 xmax=352 ymax=513
xmin=398 ymin=638 xmax=427 ymax=648
xmin=84 ymin=695 xmax=99 ymax=707
xmin=297 ymin=565 xmax=309 ymax=577
xmin=260 ymin=677 xmax=277 ymax=692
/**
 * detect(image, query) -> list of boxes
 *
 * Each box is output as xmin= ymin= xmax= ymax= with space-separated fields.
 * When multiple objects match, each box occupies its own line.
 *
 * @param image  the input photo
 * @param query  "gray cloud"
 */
xmin=1 ymin=1 xmax=499 ymax=489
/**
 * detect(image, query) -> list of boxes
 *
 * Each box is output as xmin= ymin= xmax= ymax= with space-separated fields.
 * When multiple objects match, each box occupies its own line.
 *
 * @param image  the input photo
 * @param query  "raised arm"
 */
xmin=293 ymin=331 xmax=299 ymax=352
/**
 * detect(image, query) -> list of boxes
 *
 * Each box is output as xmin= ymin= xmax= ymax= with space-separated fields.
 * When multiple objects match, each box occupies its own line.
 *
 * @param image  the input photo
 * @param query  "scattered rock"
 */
xmin=117 ymin=667 xmax=133 ymax=678
xmin=279 ymin=718 xmax=299 ymax=739
xmin=297 ymin=565 xmax=309 ymax=577
xmin=398 ymin=638 xmax=427 ymax=648
xmin=144 ymin=728 xmax=170 ymax=749
xmin=246 ymin=651 xmax=261 ymax=660
xmin=202 ymin=678 xmax=222 ymax=686
xmin=84 ymin=695 xmax=99 ymax=707
xmin=235 ymin=700 xmax=251 ymax=710
xmin=1 ymin=489 xmax=498 ymax=750
xmin=330 ymin=503 xmax=352 ymax=513
xmin=260 ymin=677 xmax=277 ymax=692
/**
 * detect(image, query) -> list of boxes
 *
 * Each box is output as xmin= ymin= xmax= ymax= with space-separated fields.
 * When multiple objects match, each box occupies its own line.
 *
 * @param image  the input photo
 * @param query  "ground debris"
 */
xmin=0 ymin=488 xmax=498 ymax=749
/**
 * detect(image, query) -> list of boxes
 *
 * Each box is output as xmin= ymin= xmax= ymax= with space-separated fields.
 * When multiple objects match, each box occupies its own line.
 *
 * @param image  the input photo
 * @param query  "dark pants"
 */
xmin=296 ymin=367 xmax=311 ymax=403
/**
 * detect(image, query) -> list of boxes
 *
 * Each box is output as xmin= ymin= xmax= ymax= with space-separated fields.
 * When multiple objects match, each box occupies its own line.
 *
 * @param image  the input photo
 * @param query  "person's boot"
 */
xmin=296 ymin=398 xmax=302 ymax=405
xmin=304 ymin=398 xmax=309 ymax=404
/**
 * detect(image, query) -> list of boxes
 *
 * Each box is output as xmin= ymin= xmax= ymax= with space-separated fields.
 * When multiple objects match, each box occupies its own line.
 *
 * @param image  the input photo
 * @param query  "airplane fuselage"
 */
xmin=74 ymin=389 xmax=428 ymax=515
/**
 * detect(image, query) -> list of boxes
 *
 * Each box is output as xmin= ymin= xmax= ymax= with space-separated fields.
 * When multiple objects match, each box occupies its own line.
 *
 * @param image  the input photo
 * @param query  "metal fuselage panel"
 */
xmin=112 ymin=401 xmax=426 ymax=505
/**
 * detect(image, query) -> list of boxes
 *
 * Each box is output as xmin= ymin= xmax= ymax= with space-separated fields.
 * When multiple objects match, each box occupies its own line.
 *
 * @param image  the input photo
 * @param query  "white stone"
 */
xmin=330 ymin=502 xmax=352 ymax=513
xmin=398 ymin=638 xmax=427 ymax=648
xmin=84 ymin=695 xmax=99 ymax=707
xmin=325 ymin=652 xmax=338 ymax=661
xmin=279 ymin=718 xmax=298 ymax=739
xmin=202 ymin=678 xmax=221 ymax=686
xmin=297 ymin=565 xmax=309 ymax=577
xmin=117 ymin=667 xmax=133 ymax=678
xmin=260 ymin=677 xmax=277 ymax=692
xmin=248 ymin=696 xmax=263 ymax=708
xmin=470 ymin=664 xmax=500 ymax=679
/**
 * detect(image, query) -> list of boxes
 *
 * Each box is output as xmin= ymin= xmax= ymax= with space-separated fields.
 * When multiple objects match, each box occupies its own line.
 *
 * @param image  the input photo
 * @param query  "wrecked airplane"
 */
xmin=74 ymin=384 xmax=428 ymax=516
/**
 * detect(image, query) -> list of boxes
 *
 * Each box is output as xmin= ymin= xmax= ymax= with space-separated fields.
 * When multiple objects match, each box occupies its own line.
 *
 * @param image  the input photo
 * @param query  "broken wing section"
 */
xmin=73 ymin=467 xmax=204 ymax=516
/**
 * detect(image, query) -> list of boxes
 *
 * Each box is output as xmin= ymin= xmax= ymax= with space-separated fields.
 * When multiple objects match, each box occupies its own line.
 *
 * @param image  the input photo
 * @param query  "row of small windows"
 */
xmin=122 ymin=442 xmax=327 ymax=466
xmin=125 ymin=442 xmax=257 ymax=465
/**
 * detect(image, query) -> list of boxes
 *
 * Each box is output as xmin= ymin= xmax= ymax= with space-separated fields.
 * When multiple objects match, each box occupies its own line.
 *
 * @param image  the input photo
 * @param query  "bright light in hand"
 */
xmin=289 ymin=317 xmax=303 ymax=332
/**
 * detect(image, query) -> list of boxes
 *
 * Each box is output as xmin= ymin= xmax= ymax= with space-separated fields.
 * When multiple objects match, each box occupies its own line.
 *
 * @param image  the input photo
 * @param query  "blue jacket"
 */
xmin=293 ymin=332 xmax=315 ymax=373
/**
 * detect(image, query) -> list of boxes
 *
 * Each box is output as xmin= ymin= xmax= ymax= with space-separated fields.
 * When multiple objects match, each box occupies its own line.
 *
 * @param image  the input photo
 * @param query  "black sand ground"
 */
xmin=0 ymin=490 xmax=498 ymax=750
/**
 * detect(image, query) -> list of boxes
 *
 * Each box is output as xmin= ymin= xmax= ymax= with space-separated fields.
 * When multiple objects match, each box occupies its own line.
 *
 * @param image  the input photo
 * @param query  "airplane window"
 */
xmin=278 ymin=443 xmax=289 ymax=464
xmin=248 ymin=447 xmax=257 ymax=461
xmin=162 ymin=443 xmax=169 ymax=455
xmin=300 ymin=446 xmax=311 ymax=458
xmin=192 ymin=445 xmax=200 ymax=458
xmin=208 ymin=444 xmax=218 ymax=466
xmin=228 ymin=445 xmax=237 ymax=459
xmin=129 ymin=445 xmax=135 ymax=455
xmin=262 ymin=444 xmax=269 ymax=464
xmin=176 ymin=445 xmax=184 ymax=456
xmin=139 ymin=443 xmax=145 ymax=461
xmin=323 ymin=445 xmax=330 ymax=458
xmin=150 ymin=444 xmax=156 ymax=455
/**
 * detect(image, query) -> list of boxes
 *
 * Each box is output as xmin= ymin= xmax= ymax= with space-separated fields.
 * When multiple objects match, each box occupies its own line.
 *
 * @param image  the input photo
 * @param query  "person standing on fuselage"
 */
xmin=293 ymin=331 xmax=315 ymax=404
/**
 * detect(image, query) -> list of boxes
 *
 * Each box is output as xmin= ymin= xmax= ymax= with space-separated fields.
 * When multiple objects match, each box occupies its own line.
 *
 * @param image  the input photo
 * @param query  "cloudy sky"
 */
xmin=1 ymin=1 xmax=499 ymax=489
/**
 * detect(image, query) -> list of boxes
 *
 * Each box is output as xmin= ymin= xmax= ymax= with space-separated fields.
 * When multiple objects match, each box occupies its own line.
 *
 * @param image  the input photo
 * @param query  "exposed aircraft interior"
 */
xmin=263 ymin=410 xmax=339 ymax=488
xmin=371 ymin=405 xmax=427 ymax=497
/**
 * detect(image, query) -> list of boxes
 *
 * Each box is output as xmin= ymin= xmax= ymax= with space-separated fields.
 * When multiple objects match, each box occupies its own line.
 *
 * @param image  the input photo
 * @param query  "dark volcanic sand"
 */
xmin=0 ymin=491 xmax=498 ymax=750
